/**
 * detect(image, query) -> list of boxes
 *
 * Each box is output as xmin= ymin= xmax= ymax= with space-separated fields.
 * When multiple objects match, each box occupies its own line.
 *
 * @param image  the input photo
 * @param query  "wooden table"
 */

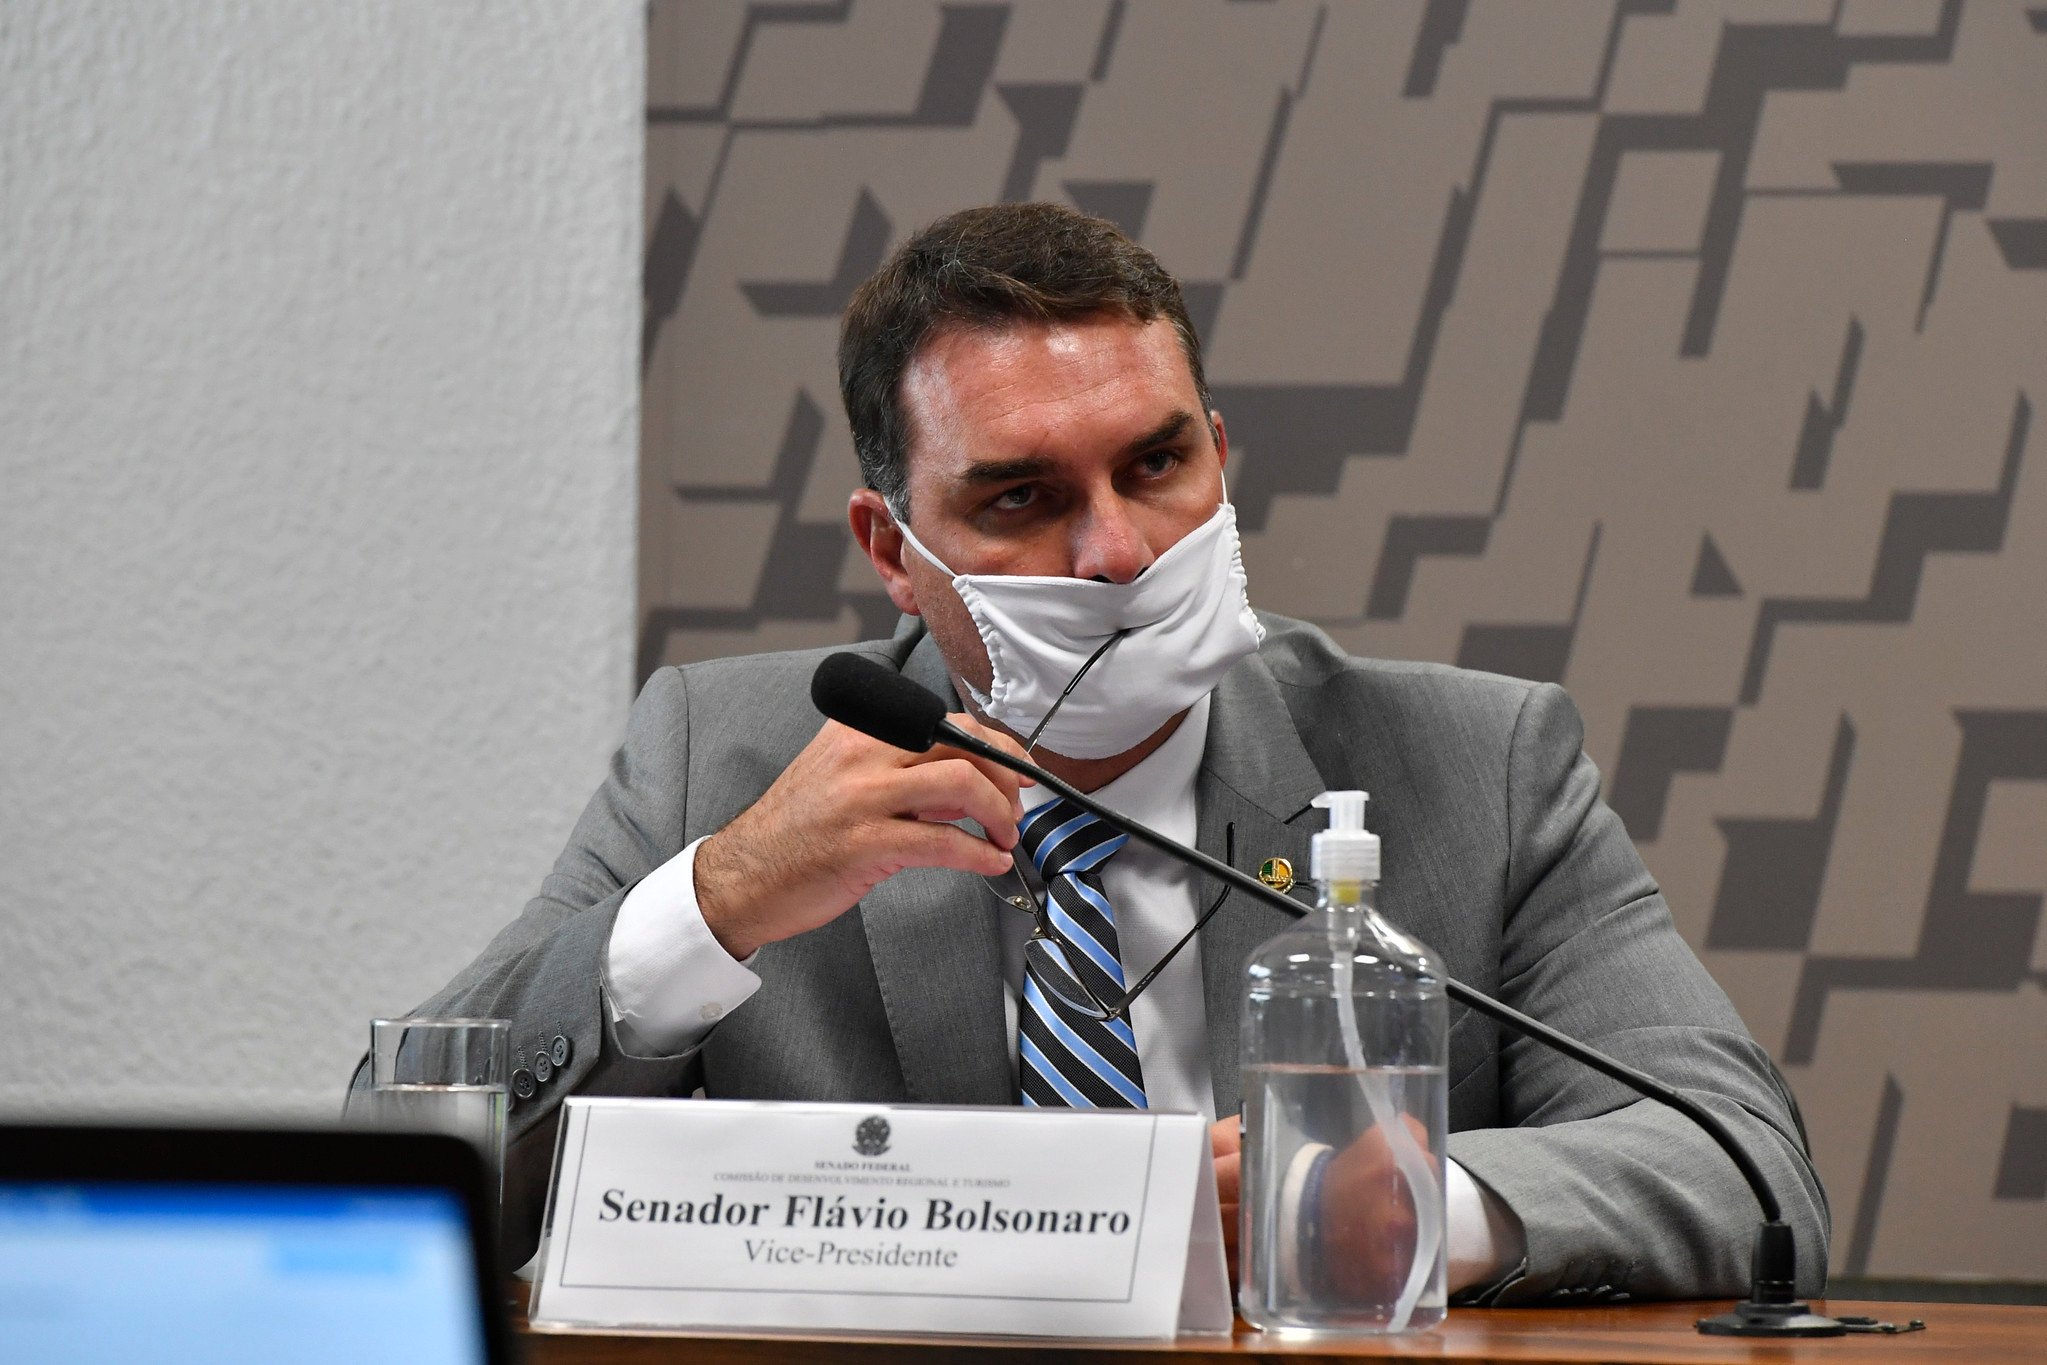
xmin=519 ymin=1299 xmax=2043 ymax=1363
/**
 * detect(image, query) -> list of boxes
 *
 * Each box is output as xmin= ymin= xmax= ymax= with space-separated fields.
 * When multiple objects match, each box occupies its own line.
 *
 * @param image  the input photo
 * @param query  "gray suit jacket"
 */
xmin=375 ymin=612 xmax=1828 ymax=1302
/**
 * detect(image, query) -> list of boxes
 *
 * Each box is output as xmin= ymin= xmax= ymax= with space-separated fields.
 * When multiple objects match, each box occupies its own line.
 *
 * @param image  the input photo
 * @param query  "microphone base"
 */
xmin=1696 ymin=1299 xmax=1847 ymax=1337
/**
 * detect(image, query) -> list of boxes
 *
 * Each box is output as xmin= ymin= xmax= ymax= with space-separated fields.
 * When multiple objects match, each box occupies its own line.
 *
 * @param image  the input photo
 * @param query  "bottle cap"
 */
xmin=1310 ymin=790 xmax=1379 ymax=882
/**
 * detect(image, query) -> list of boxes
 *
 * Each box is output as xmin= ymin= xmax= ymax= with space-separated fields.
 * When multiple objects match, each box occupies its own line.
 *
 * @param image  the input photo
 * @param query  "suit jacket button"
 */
xmin=551 ymin=1035 xmax=571 ymax=1068
xmin=534 ymin=1052 xmax=554 ymax=1084
xmin=511 ymin=1068 xmax=537 ymax=1101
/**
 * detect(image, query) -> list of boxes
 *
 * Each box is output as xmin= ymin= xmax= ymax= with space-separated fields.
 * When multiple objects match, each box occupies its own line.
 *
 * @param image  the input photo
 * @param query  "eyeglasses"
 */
xmin=978 ymin=632 xmax=1235 ymax=1024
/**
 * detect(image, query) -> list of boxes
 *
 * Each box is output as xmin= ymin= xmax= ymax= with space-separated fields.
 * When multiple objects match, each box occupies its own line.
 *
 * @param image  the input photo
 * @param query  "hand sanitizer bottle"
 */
xmin=1239 ymin=791 xmax=1448 ymax=1334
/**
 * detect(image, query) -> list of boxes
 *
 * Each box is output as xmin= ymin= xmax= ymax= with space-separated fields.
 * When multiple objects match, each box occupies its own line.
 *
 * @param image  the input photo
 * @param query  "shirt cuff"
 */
xmin=1446 ymin=1157 xmax=1527 ymax=1295
xmin=604 ymin=836 xmax=762 ymax=1057
xmin=1274 ymin=1140 xmax=1328 ymax=1296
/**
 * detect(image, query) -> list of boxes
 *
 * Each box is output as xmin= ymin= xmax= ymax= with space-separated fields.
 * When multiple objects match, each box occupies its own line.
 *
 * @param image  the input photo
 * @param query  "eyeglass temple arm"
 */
xmin=1098 ymin=825 xmax=1234 ymax=1023
xmin=934 ymin=717 xmax=1785 ymax=1226
xmin=1019 ymin=628 xmax=1127 ymax=754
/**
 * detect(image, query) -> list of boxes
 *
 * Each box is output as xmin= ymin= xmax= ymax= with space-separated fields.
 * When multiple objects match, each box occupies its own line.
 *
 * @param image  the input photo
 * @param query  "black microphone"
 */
xmin=812 ymin=652 xmax=1855 ymax=1337
xmin=812 ymin=650 xmax=949 ymax=753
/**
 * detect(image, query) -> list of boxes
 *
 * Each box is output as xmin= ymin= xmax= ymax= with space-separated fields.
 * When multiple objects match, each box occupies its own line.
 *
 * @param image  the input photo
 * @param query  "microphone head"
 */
xmin=811 ymin=652 xmax=947 ymax=753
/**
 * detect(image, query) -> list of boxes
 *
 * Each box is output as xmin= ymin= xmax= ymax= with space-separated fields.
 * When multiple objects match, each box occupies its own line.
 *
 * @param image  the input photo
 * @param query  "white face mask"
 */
xmin=894 ymin=497 xmax=1265 ymax=759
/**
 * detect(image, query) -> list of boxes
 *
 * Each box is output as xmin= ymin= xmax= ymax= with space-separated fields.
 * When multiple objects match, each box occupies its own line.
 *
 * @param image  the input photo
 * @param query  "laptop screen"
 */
xmin=0 ymin=1182 xmax=490 ymax=1364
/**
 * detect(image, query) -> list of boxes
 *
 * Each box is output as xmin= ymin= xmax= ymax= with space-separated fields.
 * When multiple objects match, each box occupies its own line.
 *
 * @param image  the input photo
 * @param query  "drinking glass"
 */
xmin=368 ymin=1017 xmax=511 ymax=1201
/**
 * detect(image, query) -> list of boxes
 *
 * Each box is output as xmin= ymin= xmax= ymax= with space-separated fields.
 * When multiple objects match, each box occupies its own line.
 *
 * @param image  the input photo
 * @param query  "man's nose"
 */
xmin=1070 ymin=500 xmax=1155 ymax=584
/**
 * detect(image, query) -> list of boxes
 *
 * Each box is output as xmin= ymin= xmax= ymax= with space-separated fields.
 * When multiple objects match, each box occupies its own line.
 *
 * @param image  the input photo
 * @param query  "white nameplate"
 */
xmin=529 ymin=1097 xmax=1230 ymax=1340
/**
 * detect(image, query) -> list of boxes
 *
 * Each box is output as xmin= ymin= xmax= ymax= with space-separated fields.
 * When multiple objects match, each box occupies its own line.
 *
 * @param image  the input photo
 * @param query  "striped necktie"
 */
xmin=1015 ymin=799 xmax=1147 ymax=1109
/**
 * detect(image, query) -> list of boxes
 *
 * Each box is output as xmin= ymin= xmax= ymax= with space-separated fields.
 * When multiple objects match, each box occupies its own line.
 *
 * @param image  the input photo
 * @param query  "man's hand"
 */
xmin=1216 ymin=1113 xmax=1438 ymax=1297
xmin=1211 ymin=1115 xmax=1241 ymax=1265
xmin=693 ymin=712 xmax=1032 ymax=960
xmin=1316 ymin=1114 xmax=1438 ymax=1303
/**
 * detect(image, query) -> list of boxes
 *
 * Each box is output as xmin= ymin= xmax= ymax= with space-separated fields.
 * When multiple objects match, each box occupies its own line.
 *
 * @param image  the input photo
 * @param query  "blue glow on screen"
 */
xmin=0 ymin=1183 xmax=487 ymax=1364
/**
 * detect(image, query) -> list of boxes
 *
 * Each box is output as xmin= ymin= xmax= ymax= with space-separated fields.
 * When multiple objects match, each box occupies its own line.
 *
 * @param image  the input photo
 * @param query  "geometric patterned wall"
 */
xmin=641 ymin=0 xmax=2047 ymax=1280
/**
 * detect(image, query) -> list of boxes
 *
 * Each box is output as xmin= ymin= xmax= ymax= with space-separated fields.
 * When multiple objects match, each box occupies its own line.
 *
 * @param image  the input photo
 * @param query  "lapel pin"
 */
xmin=1257 ymin=857 xmax=1294 ymax=893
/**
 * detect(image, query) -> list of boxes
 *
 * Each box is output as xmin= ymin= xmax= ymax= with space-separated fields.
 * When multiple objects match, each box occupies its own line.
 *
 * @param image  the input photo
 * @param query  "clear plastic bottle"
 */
xmin=1239 ymin=791 xmax=1448 ymax=1334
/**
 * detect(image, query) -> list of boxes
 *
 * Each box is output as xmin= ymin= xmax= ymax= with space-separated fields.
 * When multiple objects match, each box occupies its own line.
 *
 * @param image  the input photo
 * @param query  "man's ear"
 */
xmin=848 ymin=489 xmax=922 ymax=616
xmin=1210 ymin=409 xmax=1229 ymax=473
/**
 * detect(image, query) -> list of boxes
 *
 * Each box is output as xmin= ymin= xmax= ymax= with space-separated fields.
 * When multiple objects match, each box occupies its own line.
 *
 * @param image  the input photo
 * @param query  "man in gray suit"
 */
xmin=385 ymin=203 xmax=1827 ymax=1302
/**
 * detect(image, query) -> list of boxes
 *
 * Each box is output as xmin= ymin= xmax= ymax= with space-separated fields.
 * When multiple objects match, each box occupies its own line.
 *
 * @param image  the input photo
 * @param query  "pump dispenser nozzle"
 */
xmin=1310 ymin=789 xmax=1380 ymax=882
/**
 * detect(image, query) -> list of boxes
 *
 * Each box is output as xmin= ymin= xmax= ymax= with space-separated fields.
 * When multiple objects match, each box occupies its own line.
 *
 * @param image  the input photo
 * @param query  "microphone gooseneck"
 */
xmin=810 ymin=653 xmax=1850 ymax=1337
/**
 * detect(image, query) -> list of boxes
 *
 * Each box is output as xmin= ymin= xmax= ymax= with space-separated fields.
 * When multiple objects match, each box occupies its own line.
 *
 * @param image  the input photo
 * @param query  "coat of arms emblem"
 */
xmin=853 ymin=1115 xmax=891 ymax=1157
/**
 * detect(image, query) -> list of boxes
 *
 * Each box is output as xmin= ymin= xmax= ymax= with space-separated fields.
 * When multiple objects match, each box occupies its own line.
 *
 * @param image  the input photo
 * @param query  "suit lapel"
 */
xmin=859 ymin=864 xmax=1014 ymax=1104
xmin=1196 ymin=652 xmax=1328 ymax=1117
xmin=858 ymin=624 xmax=1014 ymax=1105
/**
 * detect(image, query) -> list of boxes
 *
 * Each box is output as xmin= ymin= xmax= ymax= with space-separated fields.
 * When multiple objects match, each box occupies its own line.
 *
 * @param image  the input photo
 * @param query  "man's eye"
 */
xmin=990 ymin=485 xmax=1037 ymax=511
xmin=1136 ymin=449 xmax=1180 ymax=477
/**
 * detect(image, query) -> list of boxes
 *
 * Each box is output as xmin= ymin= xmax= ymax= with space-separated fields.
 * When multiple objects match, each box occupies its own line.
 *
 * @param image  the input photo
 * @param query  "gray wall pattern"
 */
xmin=641 ymin=0 xmax=2047 ymax=1279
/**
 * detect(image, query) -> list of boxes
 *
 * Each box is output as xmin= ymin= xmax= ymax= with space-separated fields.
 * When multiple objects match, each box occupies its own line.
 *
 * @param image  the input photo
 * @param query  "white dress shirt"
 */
xmin=602 ymin=693 xmax=1523 ymax=1292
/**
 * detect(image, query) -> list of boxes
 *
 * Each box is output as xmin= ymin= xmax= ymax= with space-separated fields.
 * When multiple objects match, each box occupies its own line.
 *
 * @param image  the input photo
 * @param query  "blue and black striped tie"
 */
xmin=1015 ymin=799 xmax=1147 ymax=1109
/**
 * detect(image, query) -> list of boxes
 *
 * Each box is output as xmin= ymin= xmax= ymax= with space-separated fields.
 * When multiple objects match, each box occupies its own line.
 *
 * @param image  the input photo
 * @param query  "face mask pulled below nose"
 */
xmin=895 ymin=499 xmax=1264 ymax=759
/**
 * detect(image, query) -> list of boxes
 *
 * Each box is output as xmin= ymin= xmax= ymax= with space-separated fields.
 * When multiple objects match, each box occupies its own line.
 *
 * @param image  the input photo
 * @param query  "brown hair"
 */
xmin=838 ymin=202 xmax=1211 ymax=518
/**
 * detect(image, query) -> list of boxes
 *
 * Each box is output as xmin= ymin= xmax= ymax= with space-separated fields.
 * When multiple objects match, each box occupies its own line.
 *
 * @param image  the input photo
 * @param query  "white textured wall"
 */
xmin=0 ymin=3 xmax=643 ymax=1115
